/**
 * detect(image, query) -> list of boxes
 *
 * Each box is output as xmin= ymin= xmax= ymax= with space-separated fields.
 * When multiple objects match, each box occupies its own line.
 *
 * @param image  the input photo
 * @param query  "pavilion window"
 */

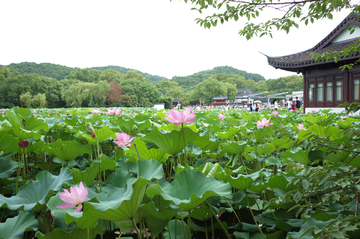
xmin=354 ymin=79 xmax=360 ymax=100
xmin=309 ymin=83 xmax=315 ymax=102
xmin=335 ymin=81 xmax=342 ymax=101
xmin=326 ymin=82 xmax=333 ymax=102
xmin=317 ymin=83 xmax=324 ymax=102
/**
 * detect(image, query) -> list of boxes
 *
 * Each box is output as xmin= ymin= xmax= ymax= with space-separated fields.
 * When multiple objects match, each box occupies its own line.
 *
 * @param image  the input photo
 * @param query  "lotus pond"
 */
xmin=0 ymin=106 xmax=359 ymax=239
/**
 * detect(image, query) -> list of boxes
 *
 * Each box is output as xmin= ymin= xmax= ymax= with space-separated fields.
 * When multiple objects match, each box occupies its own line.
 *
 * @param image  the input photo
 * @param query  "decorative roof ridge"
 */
xmin=311 ymin=13 xmax=359 ymax=51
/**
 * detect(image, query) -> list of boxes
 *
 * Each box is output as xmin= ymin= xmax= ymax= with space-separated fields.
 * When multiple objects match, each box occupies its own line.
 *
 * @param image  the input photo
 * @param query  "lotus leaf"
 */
xmin=157 ymin=170 xmax=231 ymax=211
xmin=0 ymin=168 xmax=72 ymax=212
xmin=0 ymin=211 xmax=38 ymax=239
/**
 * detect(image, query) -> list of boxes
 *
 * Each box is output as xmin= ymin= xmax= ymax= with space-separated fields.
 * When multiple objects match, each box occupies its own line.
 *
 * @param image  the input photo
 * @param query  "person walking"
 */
xmin=274 ymin=100 xmax=279 ymax=111
xmin=295 ymin=97 xmax=301 ymax=111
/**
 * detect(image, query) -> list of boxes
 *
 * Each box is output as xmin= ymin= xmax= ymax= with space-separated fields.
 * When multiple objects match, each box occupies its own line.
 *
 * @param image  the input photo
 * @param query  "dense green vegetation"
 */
xmin=0 ymin=107 xmax=359 ymax=238
xmin=173 ymin=66 xmax=266 ymax=90
xmin=0 ymin=62 xmax=302 ymax=109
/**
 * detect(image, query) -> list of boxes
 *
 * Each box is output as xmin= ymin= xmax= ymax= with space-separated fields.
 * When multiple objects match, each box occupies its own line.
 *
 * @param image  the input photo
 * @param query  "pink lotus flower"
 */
xmin=256 ymin=118 xmax=273 ymax=127
xmin=32 ymin=110 xmax=36 ymax=113
xmin=203 ymin=123 xmax=209 ymax=127
xmin=350 ymin=111 xmax=354 ymax=114
xmin=311 ymin=110 xmax=315 ymax=115
xmin=297 ymin=124 xmax=306 ymax=130
xmin=114 ymin=133 xmax=134 ymax=147
xmin=164 ymin=108 xmax=196 ymax=126
xmin=57 ymin=182 xmax=88 ymax=213
xmin=91 ymin=109 xmax=101 ymax=114
xmin=106 ymin=107 xmax=123 ymax=115
xmin=218 ymin=113 xmax=225 ymax=120
xmin=273 ymin=111 xmax=278 ymax=117
xmin=340 ymin=116 xmax=348 ymax=119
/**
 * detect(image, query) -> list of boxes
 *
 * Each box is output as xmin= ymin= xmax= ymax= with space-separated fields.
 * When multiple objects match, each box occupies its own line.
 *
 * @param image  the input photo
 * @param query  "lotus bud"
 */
xmin=91 ymin=132 xmax=96 ymax=138
xmin=85 ymin=126 xmax=95 ymax=135
xmin=22 ymin=119 xmax=26 ymax=126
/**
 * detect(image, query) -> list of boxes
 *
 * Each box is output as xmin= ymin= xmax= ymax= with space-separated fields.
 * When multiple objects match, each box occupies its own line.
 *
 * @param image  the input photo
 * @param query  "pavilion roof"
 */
xmin=265 ymin=13 xmax=360 ymax=72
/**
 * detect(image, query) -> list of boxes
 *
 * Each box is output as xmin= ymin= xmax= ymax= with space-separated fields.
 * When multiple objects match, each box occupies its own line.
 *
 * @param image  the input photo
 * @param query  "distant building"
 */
xmin=211 ymin=88 xmax=267 ymax=107
xmin=265 ymin=13 xmax=360 ymax=113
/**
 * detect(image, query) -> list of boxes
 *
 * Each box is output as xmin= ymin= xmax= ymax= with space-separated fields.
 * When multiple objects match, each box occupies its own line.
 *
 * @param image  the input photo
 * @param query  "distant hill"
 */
xmin=89 ymin=65 xmax=164 ymax=83
xmin=0 ymin=63 xmax=265 ymax=87
xmin=172 ymin=66 xmax=266 ymax=90
xmin=0 ymin=62 xmax=76 ymax=80
xmin=0 ymin=62 xmax=165 ymax=83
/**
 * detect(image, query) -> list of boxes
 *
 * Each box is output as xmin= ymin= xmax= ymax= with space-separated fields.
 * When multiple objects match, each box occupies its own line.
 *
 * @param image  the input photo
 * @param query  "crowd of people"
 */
xmin=179 ymin=97 xmax=303 ymax=112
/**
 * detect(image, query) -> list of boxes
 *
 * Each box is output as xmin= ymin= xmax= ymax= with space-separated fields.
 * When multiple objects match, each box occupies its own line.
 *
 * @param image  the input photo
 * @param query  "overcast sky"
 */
xmin=0 ymin=0 xmax=352 ymax=80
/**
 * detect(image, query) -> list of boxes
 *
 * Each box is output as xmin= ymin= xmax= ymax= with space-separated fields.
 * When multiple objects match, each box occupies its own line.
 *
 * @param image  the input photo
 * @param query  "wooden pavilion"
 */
xmin=265 ymin=14 xmax=360 ymax=113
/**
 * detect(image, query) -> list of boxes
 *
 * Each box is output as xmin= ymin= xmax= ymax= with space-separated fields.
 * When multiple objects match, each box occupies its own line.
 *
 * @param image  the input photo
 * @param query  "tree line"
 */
xmin=0 ymin=64 xmax=303 ymax=109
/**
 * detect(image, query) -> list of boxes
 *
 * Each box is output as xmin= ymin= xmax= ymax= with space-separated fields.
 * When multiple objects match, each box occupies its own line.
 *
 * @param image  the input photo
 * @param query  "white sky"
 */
xmin=0 ymin=0 xmax=352 ymax=80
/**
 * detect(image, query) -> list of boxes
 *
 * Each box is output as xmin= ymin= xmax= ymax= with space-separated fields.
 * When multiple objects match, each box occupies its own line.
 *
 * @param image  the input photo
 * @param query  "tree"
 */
xmin=32 ymin=93 xmax=46 ymax=108
xmin=119 ymin=71 xmax=162 ymax=107
xmin=223 ymin=82 xmax=238 ymax=102
xmin=192 ymin=78 xmax=227 ymax=104
xmin=20 ymin=92 xmax=32 ymax=108
xmin=155 ymin=79 xmax=180 ymax=92
xmin=105 ymin=81 xmax=129 ymax=106
xmin=177 ymin=0 xmax=359 ymax=65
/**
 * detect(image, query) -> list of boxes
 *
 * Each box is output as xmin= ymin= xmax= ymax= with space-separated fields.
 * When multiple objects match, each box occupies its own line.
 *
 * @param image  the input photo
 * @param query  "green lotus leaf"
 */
xmin=268 ymin=137 xmax=292 ymax=150
xmin=140 ymin=208 xmax=169 ymax=238
xmin=190 ymin=203 xmax=212 ymax=221
xmin=325 ymin=151 xmax=350 ymax=163
xmin=164 ymin=219 xmax=189 ymax=239
xmin=113 ymin=117 xmax=135 ymax=133
xmin=141 ymin=200 xmax=178 ymax=221
xmin=11 ymin=123 xmax=41 ymax=140
xmin=0 ymin=157 xmax=18 ymax=178
xmin=0 ymin=168 xmax=72 ymax=212
xmin=5 ymin=108 xmax=49 ymax=131
xmin=46 ymin=139 xmax=92 ymax=161
xmin=258 ymin=144 xmax=276 ymax=156
xmin=84 ymin=125 xmax=116 ymax=145
xmin=157 ymin=170 xmax=231 ymax=211
xmin=0 ymin=133 xmax=19 ymax=154
xmin=136 ymin=119 xmax=152 ymax=131
xmin=218 ymin=127 xmax=239 ymax=140
xmin=136 ymin=159 xmax=164 ymax=180
xmin=71 ymin=154 xmax=116 ymax=186
xmin=64 ymin=177 xmax=148 ymax=228
xmin=0 ymin=211 xmax=38 ymax=239
xmin=125 ymin=138 xmax=170 ymax=163
xmin=225 ymin=168 xmax=268 ymax=190
xmin=142 ymin=127 xmax=200 ymax=155
xmin=35 ymin=226 xmax=101 ymax=239
xmin=282 ymin=148 xmax=311 ymax=165
xmin=221 ymin=141 xmax=247 ymax=155
xmin=267 ymin=174 xmax=295 ymax=191
xmin=337 ymin=118 xmax=353 ymax=129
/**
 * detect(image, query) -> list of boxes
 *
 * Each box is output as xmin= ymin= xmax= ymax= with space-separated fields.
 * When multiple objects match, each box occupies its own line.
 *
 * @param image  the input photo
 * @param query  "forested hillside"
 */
xmin=172 ymin=66 xmax=266 ymax=90
xmin=0 ymin=62 xmax=165 ymax=83
xmin=0 ymin=62 xmax=76 ymax=80
xmin=89 ymin=66 xmax=164 ymax=83
xmin=0 ymin=62 xmax=301 ymax=109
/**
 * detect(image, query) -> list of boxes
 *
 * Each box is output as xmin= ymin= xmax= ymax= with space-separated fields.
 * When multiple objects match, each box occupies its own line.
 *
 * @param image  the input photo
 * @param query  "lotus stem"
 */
xmin=225 ymin=198 xmax=241 ymax=224
xmin=179 ymin=209 xmax=187 ymax=239
xmin=167 ymin=223 xmax=172 ymax=239
xmin=134 ymin=143 xmax=141 ymax=161
xmin=187 ymin=210 xmax=192 ymax=239
xmin=206 ymin=201 xmax=231 ymax=239
xmin=101 ymin=219 xmax=103 ymax=239
xmin=131 ymin=217 xmax=142 ymax=239
xmin=181 ymin=124 xmax=187 ymax=166
xmin=245 ymin=195 xmax=266 ymax=239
